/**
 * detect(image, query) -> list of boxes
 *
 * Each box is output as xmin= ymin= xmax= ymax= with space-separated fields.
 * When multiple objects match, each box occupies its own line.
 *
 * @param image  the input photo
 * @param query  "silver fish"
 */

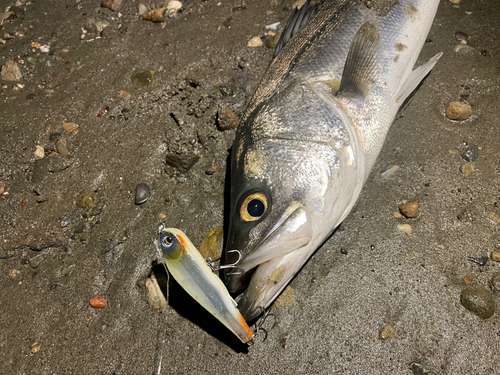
xmin=225 ymin=0 xmax=442 ymax=320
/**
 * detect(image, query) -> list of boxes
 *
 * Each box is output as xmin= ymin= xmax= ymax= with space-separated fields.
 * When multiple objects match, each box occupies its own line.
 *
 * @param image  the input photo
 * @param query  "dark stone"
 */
xmin=461 ymin=145 xmax=479 ymax=162
xmin=165 ymin=153 xmax=200 ymax=173
xmin=460 ymin=286 xmax=495 ymax=319
xmin=135 ymin=183 xmax=151 ymax=205
xmin=466 ymin=256 xmax=489 ymax=266
xmin=60 ymin=210 xmax=82 ymax=228
xmin=74 ymin=220 xmax=86 ymax=234
xmin=49 ymin=132 xmax=62 ymax=142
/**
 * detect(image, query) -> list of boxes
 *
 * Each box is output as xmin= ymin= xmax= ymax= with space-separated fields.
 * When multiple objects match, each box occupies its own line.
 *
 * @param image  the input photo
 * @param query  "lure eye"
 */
xmin=240 ymin=192 xmax=269 ymax=222
xmin=159 ymin=231 xmax=182 ymax=260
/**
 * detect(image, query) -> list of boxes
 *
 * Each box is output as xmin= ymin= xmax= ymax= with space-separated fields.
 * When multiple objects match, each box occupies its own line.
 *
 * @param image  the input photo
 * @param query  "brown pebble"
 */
xmin=56 ymin=137 xmax=70 ymax=157
xmin=101 ymin=0 xmax=122 ymax=11
xmin=21 ymin=198 xmax=27 ymax=207
xmin=491 ymin=251 xmax=500 ymax=262
xmin=1 ymin=59 xmax=23 ymax=82
xmin=460 ymin=162 xmax=475 ymax=176
xmin=143 ymin=8 xmax=166 ymax=22
xmin=97 ymin=107 xmax=107 ymax=118
xmin=199 ymin=227 xmax=224 ymax=261
xmin=217 ymin=104 xmax=240 ymax=130
xmin=322 ymin=269 xmax=330 ymax=276
xmin=0 ymin=186 xmax=6 ymax=196
xmin=31 ymin=342 xmax=41 ymax=354
xmin=62 ymin=122 xmax=79 ymax=133
xmin=379 ymin=324 xmax=396 ymax=340
xmin=89 ymin=296 xmax=107 ymax=309
xmin=76 ymin=192 xmax=96 ymax=209
xmin=399 ymin=201 xmax=419 ymax=218
xmin=464 ymin=276 xmax=472 ymax=284
xmin=145 ymin=275 xmax=167 ymax=310
xmin=487 ymin=212 xmax=500 ymax=224
xmin=275 ymin=286 xmax=295 ymax=308
xmin=205 ymin=164 xmax=217 ymax=175
xmin=446 ymin=102 xmax=472 ymax=121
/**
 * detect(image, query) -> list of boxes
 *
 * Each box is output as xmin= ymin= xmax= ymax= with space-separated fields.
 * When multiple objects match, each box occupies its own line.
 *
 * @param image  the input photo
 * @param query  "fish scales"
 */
xmin=226 ymin=0 xmax=441 ymax=320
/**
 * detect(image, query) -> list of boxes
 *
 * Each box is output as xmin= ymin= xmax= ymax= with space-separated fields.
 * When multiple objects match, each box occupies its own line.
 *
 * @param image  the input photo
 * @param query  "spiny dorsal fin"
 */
xmin=274 ymin=0 xmax=323 ymax=58
xmin=338 ymin=21 xmax=380 ymax=98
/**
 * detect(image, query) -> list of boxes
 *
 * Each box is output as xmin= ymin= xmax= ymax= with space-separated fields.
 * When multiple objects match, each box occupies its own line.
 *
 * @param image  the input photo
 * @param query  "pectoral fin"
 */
xmin=338 ymin=21 xmax=381 ymax=98
xmin=395 ymin=52 xmax=443 ymax=104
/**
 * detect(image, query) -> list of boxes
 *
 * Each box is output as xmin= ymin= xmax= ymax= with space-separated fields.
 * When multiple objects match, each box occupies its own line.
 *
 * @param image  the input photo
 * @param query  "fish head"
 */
xmin=225 ymin=127 xmax=343 ymax=320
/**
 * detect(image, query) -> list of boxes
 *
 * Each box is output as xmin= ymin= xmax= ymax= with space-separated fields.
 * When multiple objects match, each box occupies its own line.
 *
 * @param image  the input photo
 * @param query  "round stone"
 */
xmin=460 ymin=286 xmax=495 ymax=319
xmin=135 ymin=183 xmax=150 ymax=205
xmin=76 ymin=192 xmax=96 ymax=209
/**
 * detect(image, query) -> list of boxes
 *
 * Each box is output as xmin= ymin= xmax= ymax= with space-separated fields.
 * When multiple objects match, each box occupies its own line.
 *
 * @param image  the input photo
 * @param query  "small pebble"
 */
xmin=146 ymin=274 xmax=167 ymax=310
xmin=29 ymin=254 xmax=45 ymax=269
xmin=62 ymin=122 xmax=79 ymax=133
xmin=40 ymin=45 xmax=50 ymax=53
xmin=143 ymin=8 xmax=166 ymax=22
xmin=446 ymin=102 xmax=472 ymax=121
xmin=9 ymin=269 xmax=20 ymax=277
xmin=454 ymin=31 xmax=468 ymax=42
xmin=166 ymin=0 xmax=182 ymax=12
xmin=275 ymin=286 xmax=295 ymax=308
xmin=217 ymin=104 xmax=240 ymax=130
xmin=31 ymin=342 xmax=41 ymax=354
xmin=137 ymin=3 xmax=148 ymax=15
xmin=380 ymin=165 xmax=399 ymax=178
xmin=322 ymin=269 xmax=330 ymax=276
xmin=165 ymin=153 xmax=200 ymax=173
xmin=491 ymin=251 xmax=500 ymax=262
xmin=379 ymin=324 xmax=396 ymax=340
xmin=89 ymin=296 xmax=107 ymax=309
xmin=101 ymin=0 xmax=123 ymax=11
xmin=247 ymin=36 xmax=263 ymax=47
xmin=464 ymin=276 xmax=472 ymax=285
xmin=76 ymin=192 xmax=96 ymax=209
xmin=399 ymin=201 xmax=419 ymax=218
xmin=56 ymin=137 xmax=70 ymax=157
xmin=489 ymin=274 xmax=500 ymax=294
xmin=34 ymin=145 xmax=45 ymax=159
xmin=460 ymin=286 xmax=495 ymax=319
xmin=205 ymin=164 xmax=217 ymax=175
xmin=199 ymin=227 xmax=224 ymax=261
xmin=466 ymin=256 xmax=489 ymax=266
xmin=397 ymin=223 xmax=413 ymax=234
xmin=487 ymin=212 xmax=500 ymax=224
xmin=393 ymin=211 xmax=403 ymax=218
xmin=131 ymin=70 xmax=155 ymax=87
xmin=437 ymin=244 xmax=445 ymax=250
xmin=158 ymin=213 xmax=166 ymax=219
xmin=453 ymin=44 xmax=475 ymax=53
xmin=460 ymin=162 xmax=475 ymax=176
xmin=21 ymin=198 xmax=27 ymax=207
xmin=1 ymin=59 xmax=23 ymax=82
xmin=135 ymin=183 xmax=151 ymax=205
xmin=461 ymin=145 xmax=479 ymax=162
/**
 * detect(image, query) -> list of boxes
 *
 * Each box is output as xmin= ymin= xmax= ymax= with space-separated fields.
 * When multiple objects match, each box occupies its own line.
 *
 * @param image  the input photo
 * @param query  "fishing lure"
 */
xmin=156 ymin=227 xmax=253 ymax=344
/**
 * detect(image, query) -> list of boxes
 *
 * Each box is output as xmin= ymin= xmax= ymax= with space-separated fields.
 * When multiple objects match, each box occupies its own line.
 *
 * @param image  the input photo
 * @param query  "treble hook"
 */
xmin=206 ymin=249 xmax=242 ymax=272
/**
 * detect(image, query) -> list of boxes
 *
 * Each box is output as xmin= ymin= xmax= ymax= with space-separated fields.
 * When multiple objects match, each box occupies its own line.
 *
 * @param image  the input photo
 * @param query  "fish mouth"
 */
xmin=225 ymin=203 xmax=313 ymax=320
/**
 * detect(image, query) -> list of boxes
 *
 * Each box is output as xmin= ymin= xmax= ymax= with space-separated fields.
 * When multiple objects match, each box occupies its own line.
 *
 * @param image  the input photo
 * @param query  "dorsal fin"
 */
xmin=338 ymin=21 xmax=380 ymax=98
xmin=273 ymin=0 xmax=323 ymax=58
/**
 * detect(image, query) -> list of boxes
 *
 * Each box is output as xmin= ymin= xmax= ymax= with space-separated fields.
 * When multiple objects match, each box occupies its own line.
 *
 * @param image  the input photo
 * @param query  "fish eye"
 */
xmin=240 ymin=192 xmax=268 ymax=222
xmin=159 ymin=231 xmax=182 ymax=260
